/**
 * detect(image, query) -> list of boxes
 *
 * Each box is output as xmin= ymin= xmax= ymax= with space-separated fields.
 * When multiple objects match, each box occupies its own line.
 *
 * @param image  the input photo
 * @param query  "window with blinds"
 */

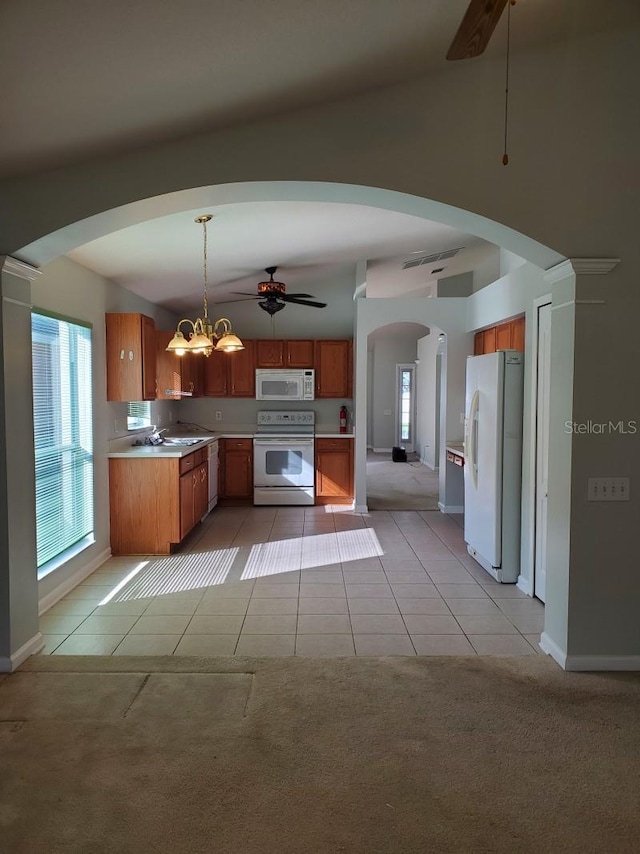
xmin=127 ymin=401 xmax=151 ymax=430
xmin=31 ymin=311 xmax=94 ymax=572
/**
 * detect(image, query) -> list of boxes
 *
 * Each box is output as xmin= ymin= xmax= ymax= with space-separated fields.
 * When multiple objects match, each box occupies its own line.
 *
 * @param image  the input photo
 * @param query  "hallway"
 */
xmin=39 ymin=506 xmax=543 ymax=658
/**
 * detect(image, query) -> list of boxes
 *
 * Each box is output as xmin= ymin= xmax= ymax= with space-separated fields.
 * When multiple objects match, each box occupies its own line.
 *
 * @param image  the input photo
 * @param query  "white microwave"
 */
xmin=255 ymin=369 xmax=315 ymax=401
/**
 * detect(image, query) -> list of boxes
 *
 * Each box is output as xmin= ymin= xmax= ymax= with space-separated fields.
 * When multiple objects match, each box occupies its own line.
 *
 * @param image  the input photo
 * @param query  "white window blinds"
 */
xmin=127 ymin=401 xmax=151 ymax=430
xmin=31 ymin=311 xmax=94 ymax=570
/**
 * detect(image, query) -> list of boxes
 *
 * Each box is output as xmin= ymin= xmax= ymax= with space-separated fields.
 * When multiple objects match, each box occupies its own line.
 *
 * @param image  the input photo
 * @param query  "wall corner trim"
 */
xmin=544 ymin=258 xmax=620 ymax=284
xmin=0 ymin=256 xmax=41 ymax=281
xmin=0 ymin=632 xmax=44 ymax=672
xmin=539 ymin=632 xmax=567 ymax=668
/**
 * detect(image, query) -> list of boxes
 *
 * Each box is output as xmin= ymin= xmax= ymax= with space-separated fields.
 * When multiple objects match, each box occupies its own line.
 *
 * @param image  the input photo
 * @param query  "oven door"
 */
xmin=253 ymin=438 xmax=315 ymax=488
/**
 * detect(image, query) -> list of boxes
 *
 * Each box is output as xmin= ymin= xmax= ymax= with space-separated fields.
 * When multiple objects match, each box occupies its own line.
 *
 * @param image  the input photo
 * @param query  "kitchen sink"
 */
xmin=162 ymin=437 xmax=202 ymax=446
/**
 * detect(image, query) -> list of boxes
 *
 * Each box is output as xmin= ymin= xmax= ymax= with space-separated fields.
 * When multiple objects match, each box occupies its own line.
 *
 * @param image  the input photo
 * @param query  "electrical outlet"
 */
xmin=215 ymin=411 xmax=222 ymax=421
xmin=587 ymin=477 xmax=630 ymax=501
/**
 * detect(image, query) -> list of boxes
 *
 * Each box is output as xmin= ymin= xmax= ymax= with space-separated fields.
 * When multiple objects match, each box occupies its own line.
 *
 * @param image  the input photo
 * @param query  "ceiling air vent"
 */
xmin=402 ymin=246 xmax=464 ymax=271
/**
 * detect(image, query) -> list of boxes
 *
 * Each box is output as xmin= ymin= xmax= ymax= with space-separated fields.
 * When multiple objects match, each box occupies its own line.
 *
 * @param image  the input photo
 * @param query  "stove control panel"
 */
xmin=257 ymin=410 xmax=315 ymax=426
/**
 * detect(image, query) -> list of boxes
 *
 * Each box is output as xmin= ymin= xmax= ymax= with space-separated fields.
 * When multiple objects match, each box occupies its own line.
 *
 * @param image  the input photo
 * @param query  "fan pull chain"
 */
xmin=502 ymin=0 xmax=515 ymax=166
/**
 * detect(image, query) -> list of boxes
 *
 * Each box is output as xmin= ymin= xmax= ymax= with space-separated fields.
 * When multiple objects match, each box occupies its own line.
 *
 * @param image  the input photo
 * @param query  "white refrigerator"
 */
xmin=463 ymin=350 xmax=524 ymax=583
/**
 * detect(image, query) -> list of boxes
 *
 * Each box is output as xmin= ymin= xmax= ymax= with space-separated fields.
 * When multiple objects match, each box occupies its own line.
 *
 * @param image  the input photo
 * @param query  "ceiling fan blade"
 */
xmin=281 ymin=293 xmax=315 ymax=299
xmin=231 ymin=292 xmax=261 ymax=298
xmin=281 ymin=296 xmax=327 ymax=308
xmin=446 ymin=0 xmax=508 ymax=61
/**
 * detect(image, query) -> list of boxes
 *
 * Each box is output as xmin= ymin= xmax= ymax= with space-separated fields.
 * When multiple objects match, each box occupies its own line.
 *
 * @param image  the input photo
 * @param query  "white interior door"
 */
xmin=534 ymin=302 xmax=552 ymax=602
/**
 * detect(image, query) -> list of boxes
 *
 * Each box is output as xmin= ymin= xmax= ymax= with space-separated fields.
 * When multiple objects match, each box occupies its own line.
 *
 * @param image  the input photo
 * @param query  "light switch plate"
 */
xmin=587 ymin=477 xmax=630 ymax=501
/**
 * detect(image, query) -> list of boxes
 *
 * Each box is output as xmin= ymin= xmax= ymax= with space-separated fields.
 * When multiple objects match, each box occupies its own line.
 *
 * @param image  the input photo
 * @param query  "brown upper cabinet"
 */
xmin=315 ymin=339 xmax=352 ymax=398
xmin=156 ymin=330 xmax=203 ymax=400
xmin=203 ymin=338 xmax=352 ymax=398
xmin=204 ymin=340 xmax=256 ymax=397
xmin=106 ymin=313 xmax=157 ymax=402
xmin=474 ymin=316 xmax=525 ymax=357
xmin=255 ymin=339 xmax=315 ymax=368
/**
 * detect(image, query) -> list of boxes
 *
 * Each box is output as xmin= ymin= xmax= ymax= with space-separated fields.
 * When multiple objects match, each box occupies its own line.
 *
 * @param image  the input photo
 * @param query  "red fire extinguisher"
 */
xmin=339 ymin=405 xmax=348 ymax=434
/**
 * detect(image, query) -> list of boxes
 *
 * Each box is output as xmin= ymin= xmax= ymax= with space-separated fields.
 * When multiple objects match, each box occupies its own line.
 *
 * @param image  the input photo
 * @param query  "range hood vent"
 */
xmin=402 ymin=247 xmax=464 ymax=270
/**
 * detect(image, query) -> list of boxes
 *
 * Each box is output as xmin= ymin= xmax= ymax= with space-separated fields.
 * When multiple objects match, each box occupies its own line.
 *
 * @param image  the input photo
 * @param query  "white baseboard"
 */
xmin=564 ymin=654 xmax=640 ymax=671
xmin=539 ymin=632 xmax=566 ymax=667
xmin=354 ymin=504 xmax=369 ymax=513
xmin=372 ymin=447 xmax=393 ymax=453
xmin=0 ymin=632 xmax=44 ymax=673
xmin=540 ymin=633 xmax=640 ymax=671
xmin=39 ymin=547 xmax=112 ymax=615
xmin=438 ymin=502 xmax=464 ymax=514
xmin=516 ymin=574 xmax=533 ymax=596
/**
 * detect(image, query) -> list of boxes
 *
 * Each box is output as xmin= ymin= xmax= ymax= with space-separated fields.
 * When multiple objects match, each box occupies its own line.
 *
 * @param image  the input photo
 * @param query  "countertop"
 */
xmin=107 ymin=430 xmax=354 ymax=458
xmin=445 ymin=443 xmax=465 ymax=458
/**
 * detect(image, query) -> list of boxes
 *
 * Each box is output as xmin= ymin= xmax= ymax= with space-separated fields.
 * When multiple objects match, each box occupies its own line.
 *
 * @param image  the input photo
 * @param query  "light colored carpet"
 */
xmin=1 ymin=654 xmax=639 ymax=853
xmin=367 ymin=451 xmax=440 ymax=510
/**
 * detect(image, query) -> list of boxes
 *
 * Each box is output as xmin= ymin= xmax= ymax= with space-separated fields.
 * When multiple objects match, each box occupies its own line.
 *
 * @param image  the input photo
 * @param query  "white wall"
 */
xmin=368 ymin=335 xmax=421 ymax=451
xmin=31 ymin=257 xmax=179 ymax=605
xmin=415 ymin=332 xmax=440 ymax=469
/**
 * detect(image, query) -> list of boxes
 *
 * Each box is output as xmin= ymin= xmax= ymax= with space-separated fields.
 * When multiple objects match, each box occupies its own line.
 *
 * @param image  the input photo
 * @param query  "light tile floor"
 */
xmin=39 ymin=507 xmax=545 ymax=658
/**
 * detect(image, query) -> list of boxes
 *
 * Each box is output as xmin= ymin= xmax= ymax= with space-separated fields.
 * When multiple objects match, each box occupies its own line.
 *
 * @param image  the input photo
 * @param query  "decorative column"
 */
xmin=0 ymin=256 xmax=42 ymax=671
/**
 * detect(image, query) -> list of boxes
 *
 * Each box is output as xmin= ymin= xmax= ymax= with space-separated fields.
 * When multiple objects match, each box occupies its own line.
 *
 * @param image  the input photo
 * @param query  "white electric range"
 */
xmin=253 ymin=410 xmax=315 ymax=505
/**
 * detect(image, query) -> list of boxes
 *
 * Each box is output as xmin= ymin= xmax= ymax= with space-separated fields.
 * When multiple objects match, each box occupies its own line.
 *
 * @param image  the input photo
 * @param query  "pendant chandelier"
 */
xmin=166 ymin=214 xmax=244 ymax=357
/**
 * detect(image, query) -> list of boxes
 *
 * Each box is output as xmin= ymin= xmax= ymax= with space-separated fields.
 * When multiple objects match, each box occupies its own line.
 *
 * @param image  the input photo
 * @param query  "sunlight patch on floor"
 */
xmin=105 ymin=550 xmax=238 ymax=602
xmin=240 ymin=528 xmax=383 ymax=578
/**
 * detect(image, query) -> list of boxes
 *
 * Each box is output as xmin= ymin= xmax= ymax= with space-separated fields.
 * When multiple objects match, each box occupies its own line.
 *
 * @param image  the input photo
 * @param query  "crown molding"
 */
xmin=0 ymin=256 xmax=41 ymax=282
xmin=544 ymin=257 xmax=620 ymax=284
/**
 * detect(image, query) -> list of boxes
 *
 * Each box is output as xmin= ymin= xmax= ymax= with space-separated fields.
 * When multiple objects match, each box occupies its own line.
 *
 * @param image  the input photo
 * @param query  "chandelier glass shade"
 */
xmin=166 ymin=215 xmax=243 ymax=357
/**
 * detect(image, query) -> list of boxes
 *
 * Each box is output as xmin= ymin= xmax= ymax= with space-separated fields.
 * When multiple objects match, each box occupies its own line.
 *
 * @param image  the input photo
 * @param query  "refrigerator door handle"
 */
xmin=466 ymin=389 xmax=480 ymax=489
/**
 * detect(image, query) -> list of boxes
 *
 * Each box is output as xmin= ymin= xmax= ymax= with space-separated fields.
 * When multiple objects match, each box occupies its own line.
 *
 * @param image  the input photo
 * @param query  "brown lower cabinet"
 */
xmin=219 ymin=438 xmax=253 ymax=500
xmin=109 ymin=448 xmax=208 ymax=555
xmin=315 ymin=437 xmax=354 ymax=505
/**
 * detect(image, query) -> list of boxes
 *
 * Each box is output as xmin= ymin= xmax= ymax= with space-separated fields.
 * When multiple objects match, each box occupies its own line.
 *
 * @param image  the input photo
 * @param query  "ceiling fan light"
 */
xmin=216 ymin=333 xmax=244 ymax=352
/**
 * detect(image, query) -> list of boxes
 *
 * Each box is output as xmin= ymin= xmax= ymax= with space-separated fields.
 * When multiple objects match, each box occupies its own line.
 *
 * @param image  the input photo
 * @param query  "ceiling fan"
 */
xmin=447 ymin=0 xmax=514 ymax=61
xmin=231 ymin=267 xmax=327 ymax=316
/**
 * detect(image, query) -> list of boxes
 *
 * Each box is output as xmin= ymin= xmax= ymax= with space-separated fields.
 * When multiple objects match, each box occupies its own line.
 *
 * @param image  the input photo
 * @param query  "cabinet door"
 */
xmin=256 ymin=340 xmax=284 ymax=368
xmin=182 ymin=353 xmax=204 ymax=398
xmin=511 ymin=316 xmax=525 ymax=352
xmin=179 ymin=470 xmax=196 ymax=540
xmin=106 ymin=313 xmax=156 ymax=402
xmin=474 ymin=332 xmax=484 ymax=355
xmin=315 ymin=340 xmax=351 ymax=398
xmin=483 ymin=328 xmax=497 ymax=354
xmin=195 ymin=463 xmax=209 ymax=519
xmin=286 ymin=340 xmax=315 ymax=368
xmin=315 ymin=439 xmax=353 ymax=503
xmin=220 ymin=441 xmax=253 ymax=498
xmin=228 ymin=340 xmax=256 ymax=397
xmin=155 ymin=330 xmax=183 ymax=400
xmin=203 ymin=347 xmax=228 ymax=396
xmin=495 ymin=322 xmax=511 ymax=351
xmin=142 ymin=315 xmax=157 ymax=400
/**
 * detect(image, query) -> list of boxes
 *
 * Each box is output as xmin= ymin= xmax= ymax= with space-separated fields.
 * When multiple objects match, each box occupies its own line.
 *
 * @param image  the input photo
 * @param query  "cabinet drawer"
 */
xmin=223 ymin=438 xmax=253 ymax=450
xmin=179 ymin=453 xmax=196 ymax=474
xmin=315 ymin=437 xmax=352 ymax=451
